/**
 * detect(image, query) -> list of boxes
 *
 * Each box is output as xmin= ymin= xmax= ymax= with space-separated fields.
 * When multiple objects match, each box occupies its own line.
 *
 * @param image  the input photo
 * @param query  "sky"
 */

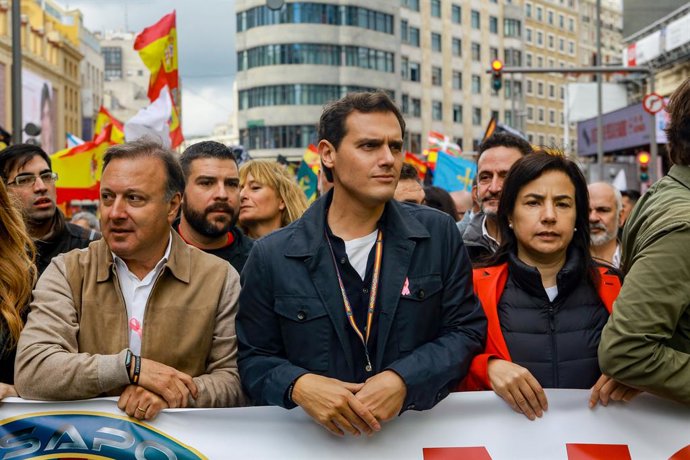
xmin=60 ymin=0 xmax=237 ymax=137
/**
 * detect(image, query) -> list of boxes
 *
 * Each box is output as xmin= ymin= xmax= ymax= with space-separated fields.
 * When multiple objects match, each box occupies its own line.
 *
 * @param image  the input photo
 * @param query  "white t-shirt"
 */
xmin=545 ymin=285 xmax=558 ymax=302
xmin=344 ymin=230 xmax=378 ymax=281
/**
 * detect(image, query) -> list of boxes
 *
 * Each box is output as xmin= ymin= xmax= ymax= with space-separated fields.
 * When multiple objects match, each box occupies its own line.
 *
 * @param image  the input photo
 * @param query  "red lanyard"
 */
xmin=325 ymin=228 xmax=383 ymax=373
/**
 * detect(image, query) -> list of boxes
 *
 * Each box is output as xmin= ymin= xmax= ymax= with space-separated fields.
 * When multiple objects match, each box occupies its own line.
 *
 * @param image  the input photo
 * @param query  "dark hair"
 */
xmin=179 ymin=141 xmax=237 ymax=180
xmin=423 ymin=186 xmax=459 ymax=221
xmin=318 ymin=91 xmax=406 ymax=181
xmin=664 ymin=77 xmax=690 ymax=166
xmin=0 ymin=144 xmax=52 ymax=181
xmin=400 ymin=163 xmax=420 ymax=182
xmin=621 ymin=189 xmax=641 ymax=203
xmin=103 ymin=138 xmax=184 ymax=201
xmin=478 ymin=133 xmax=533 ymax=162
xmin=487 ymin=151 xmax=598 ymax=287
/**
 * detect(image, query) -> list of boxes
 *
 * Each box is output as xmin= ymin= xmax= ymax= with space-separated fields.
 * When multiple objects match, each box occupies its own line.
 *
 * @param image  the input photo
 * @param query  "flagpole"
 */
xmin=11 ymin=0 xmax=22 ymax=141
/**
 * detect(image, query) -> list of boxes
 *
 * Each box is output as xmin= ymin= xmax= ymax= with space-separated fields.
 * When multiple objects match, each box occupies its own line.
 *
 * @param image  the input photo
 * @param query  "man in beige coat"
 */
xmin=15 ymin=139 xmax=245 ymax=419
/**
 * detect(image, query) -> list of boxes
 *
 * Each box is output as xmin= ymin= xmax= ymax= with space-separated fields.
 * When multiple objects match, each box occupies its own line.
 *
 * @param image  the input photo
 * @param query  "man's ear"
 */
xmin=319 ymin=139 xmax=336 ymax=171
xmin=167 ymin=192 xmax=182 ymax=224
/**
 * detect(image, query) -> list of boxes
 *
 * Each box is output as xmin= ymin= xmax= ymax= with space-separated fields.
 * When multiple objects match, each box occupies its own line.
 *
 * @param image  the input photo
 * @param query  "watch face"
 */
xmin=266 ymin=0 xmax=285 ymax=10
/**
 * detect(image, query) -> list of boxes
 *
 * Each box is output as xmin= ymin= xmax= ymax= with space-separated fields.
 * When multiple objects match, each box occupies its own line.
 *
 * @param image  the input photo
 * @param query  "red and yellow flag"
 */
xmin=404 ymin=152 xmax=428 ymax=180
xmin=93 ymin=106 xmax=125 ymax=144
xmin=51 ymin=134 xmax=114 ymax=204
xmin=134 ymin=11 xmax=183 ymax=148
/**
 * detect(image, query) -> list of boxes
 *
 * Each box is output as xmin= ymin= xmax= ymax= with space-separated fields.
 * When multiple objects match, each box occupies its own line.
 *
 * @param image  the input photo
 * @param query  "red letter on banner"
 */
xmin=669 ymin=445 xmax=690 ymax=460
xmin=566 ymin=443 xmax=631 ymax=460
xmin=423 ymin=447 xmax=492 ymax=460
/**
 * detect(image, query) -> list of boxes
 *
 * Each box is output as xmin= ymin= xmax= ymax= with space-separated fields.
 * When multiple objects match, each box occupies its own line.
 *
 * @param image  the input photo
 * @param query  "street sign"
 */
xmin=642 ymin=92 xmax=665 ymax=115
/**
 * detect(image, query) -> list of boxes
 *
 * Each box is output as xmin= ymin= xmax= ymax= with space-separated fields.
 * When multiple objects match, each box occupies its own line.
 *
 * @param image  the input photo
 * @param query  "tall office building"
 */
xmin=235 ymin=0 xmax=524 ymax=159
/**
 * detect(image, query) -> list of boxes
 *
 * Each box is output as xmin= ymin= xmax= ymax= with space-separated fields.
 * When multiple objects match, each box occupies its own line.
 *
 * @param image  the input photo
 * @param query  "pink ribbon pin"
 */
xmin=129 ymin=318 xmax=143 ymax=338
xmin=401 ymin=277 xmax=411 ymax=296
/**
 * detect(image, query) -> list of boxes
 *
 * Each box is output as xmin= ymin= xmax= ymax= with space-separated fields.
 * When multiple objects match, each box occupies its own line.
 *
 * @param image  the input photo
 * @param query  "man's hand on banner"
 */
xmin=118 ymin=385 xmax=168 ymax=420
xmin=487 ymin=359 xmax=548 ymax=420
xmin=356 ymin=370 xmax=407 ymax=422
xmin=589 ymin=374 xmax=642 ymax=408
xmin=138 ymin=358 xmax=198 ymax=408
xmin=0 ymin=383 xmax=17 ymax=400
xmin=291 ymin=373 xmax=381 ymax=437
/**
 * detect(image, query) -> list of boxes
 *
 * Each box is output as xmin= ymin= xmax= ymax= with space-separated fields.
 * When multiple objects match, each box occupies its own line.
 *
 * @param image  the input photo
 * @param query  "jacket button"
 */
xmin=417 ymin=289 xmax=425 ymax=299
xmin=297 ymin=311 xmax=306 ymax=321
xmin=406 ymin=403 xmax=416 ymax=410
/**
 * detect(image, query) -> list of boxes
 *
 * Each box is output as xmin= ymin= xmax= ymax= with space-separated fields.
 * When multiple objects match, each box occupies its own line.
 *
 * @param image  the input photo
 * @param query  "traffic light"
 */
xmin=491 ymin=60 xmax=504 ymax=92
xmin=637 ymin=151 xmax=650 ymax=183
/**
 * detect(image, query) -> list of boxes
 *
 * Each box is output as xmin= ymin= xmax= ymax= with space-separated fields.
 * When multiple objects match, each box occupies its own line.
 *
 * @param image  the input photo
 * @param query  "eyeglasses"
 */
xmin=6 ymin=172 xmax=59 ymax=187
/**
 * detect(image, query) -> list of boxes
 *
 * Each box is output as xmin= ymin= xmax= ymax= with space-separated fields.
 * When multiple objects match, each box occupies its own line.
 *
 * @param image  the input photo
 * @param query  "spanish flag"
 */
xmin=94 ymin=106 xmax=125 ymax=144
xmin=134 ymin=11 xmax=183 ymax=148
xmin=50 ymin=137 xmax=112 ymax=204
xmin=404 ymin=152 xmax=428 ymax=180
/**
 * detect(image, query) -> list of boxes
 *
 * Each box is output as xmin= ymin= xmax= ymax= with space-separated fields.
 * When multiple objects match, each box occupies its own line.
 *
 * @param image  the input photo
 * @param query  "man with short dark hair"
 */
xmin=462 ymin=133 xmax=532 ymax=263
xmin=599 ymin=77 xmax=690 ymax=404
xmin=0 ymin=144 xmax=98 ymax=275
xmin=238 ymin=91 xmax=486 ymax=436
xmin=394 ymin=163 xmax=424 ymax=204
xmin=15 ymin=139 xmax=245 ymax=419
xmin=175 ymin=141 xmax=253 ymax=273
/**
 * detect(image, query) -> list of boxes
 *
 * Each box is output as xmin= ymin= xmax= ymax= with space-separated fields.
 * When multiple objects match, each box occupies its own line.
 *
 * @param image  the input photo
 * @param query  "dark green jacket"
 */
xmin=599 ymin=165 xmax=690 ymax=404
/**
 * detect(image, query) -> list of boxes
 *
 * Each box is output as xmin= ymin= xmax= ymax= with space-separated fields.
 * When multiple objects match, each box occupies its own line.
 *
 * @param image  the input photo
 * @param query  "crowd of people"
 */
xmin=0 ymin=78 xmax=689 ymax=436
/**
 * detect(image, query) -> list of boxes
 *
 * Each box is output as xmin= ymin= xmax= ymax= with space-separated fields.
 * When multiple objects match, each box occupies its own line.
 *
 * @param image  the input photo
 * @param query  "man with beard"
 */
xmin=462 ymin=133 xmax=532 ymax=264
xmin=175 ymin=141 xmax=253 ymax=273
xmin=588 ymin=182 xmax=623 ymax=268
xmin=0 ymin=144 xmax=99 ymax=276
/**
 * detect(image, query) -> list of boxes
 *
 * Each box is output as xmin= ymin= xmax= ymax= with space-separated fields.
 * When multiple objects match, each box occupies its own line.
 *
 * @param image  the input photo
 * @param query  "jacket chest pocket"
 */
xmin=274 ymin=297 xmax=331 ymax=371
xmin=396 ymin=274 xmax=443 ymax=352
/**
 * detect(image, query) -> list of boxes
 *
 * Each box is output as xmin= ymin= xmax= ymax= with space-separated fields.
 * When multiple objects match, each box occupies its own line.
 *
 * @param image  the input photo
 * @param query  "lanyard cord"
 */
xmin=325 ymin=227 xmax=383 ymax=372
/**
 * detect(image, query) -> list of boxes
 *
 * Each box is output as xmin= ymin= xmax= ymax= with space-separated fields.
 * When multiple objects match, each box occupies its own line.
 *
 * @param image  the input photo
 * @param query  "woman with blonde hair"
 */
xmin=239 ymin=160 xmax=308 ymax=239
xmin=0 ymin=180 xmax=36 ymax=397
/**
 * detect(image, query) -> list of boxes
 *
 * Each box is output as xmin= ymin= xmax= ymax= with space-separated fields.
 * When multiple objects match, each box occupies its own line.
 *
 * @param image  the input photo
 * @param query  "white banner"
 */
xmin=1 ymin=390 xmax=689 ymax=459
xmin=665 ymin=12 xmax=690 ymax=52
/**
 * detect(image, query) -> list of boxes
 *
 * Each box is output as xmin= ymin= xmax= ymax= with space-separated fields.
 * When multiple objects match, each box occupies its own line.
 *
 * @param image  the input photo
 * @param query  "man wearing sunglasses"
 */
xmin=0 ymin=144 xmax=99 ymax=276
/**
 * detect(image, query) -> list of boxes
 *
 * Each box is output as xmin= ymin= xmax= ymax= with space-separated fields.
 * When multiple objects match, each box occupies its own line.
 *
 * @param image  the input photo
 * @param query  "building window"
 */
xmin=568 ymin=17 xmax=575 ymax=32
xmin=537 ymin=55 xmax=543 ymax=67
xmin=401 ymin=56 xmax=409 ymax=79
xmin=238 ymin=4 xmax=394 ymax=34
xmin=472 ymin=107 xmax=482 ymax=126
xmin=559 ymin=14 xmax=564 ymax=28
xmin=452 ymin=71 xmax=462 ymax=89
xmin=536 ymin=6 xmax=543 ymax=21
xmin=537 ymin=81 xmax=544 ymax=96
xmin=401 ymin=19 xmax=408 ymax=42
xmin=432 ymin=101 xmax=443 ymax=120
xmin=472 ymin=75 xmax=481 ymax=94
xmin=239 ymin=84 xmax=384 ymax=109
xmin=526 ymin=52 xmax=532 ymax=67
xmin=471 ymin=42 xmax=481 ymax=62
xmin=560 ymin=85 xmax=565 ymax=99
xmin=240 ymin=125 xmax=318 ymax=150
xmin=431 ymin=0 xmax=441 ymax=18
xmin=412 ymin=98 xmax=421 ymax=117
xmin=559 ymin=38 xmax=564 ymax=52
xmin=538 ymin=108 xmax=544 ymax=122
xmin=526 ymin=28 xmax=532 ymax=43
xmin=538 ymin=134 xmax=545 ymax=145
xmin=526 ymin=79 xmax=533 ymax=95
xmin=547 ymin=10 xmax=554 ymax=25
xmin=471 ymin=10 xmax=480 ymax=29
xmin=402 ymin=94 xmax=409 ymax=114
xmin=490 ymin=47 xmax=499 ymax=61
xmin=452 ymin=4 xmax=461 ymax=24
xmin=102 ymin=47 xmax=123 ymax=80
xmin=505 ymin=110 xmax=513 ymax=126
xmin=402 ymin=0 xmax=420 ymax=11
xmin=453 ymin=104 xmax=463 ymax=123
xmin=568 ymin=40 xmax=574 ymax=55
xmin=525 ymin=3 xmax=532 ymax=17
xmin=408 ymin=27 xmax=420 ymax=46
xmin=431 ymin=32 xmax=442 ymax=52
xmin=549 ymin=109 xmax=555 ymax=125
xmin=527 ymin=106 xmax=534 ymax=121
xmin=548 ymin=34 xmax=554 ymax=49
xmin=239 ymin=43 xmax=395 ymax=72
xmin=432 ymin=66 xmax=442 ymax=86
xmin=452 ymin=38 xmax=462 ymax=57
xmin=410 ymin=62 xmax=421 ymax=82
xmin=489 ymin=16 xmax=498 ymax=34
xmin=549 ymin=83 xmax=555 ymax=98
xmin=504 ymin=18 xmax=521 ymax=37
xmin=536 ymin=31 xmax=543 ymax=46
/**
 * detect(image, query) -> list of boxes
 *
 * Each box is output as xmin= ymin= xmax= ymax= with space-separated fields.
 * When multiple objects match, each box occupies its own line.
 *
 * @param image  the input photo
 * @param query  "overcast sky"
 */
xmin=60 ymin=0 xmax=237 ymax=137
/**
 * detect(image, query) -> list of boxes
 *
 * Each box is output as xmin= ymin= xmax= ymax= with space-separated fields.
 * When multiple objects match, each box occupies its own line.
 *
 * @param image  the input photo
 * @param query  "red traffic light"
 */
xmin=491 ymin=60 xmax=504 ymax=72
xmin=637 ymin=152 xmax=650 ymax=165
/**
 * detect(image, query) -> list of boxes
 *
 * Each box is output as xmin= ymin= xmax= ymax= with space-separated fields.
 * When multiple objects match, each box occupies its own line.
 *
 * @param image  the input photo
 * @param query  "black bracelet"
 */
xmin=132 ymin=355 xmax=141 ymax=385
xmin=125 ymin=349 xmax=134 ymax=384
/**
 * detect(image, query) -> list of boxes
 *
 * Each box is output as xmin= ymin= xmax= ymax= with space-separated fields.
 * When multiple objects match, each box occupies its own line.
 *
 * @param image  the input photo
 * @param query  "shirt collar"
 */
xmin=112 ymin=232 xmax=173 ymax=281
xmin=481 ymin=215 xmax=500 ymax=247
